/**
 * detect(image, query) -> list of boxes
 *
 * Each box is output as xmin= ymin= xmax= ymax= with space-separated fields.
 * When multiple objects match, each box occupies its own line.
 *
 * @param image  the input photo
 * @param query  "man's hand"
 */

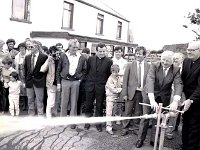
xmin=57 ymin=84 xmax=61 ymax=91
xmin=117 ymin=88 xmax=122 ymax=93
xmin=182 ymin=99 xmax=193 ymax=113
xmin=4 ymin=82 xmax=9 ymax=88
xmin=123 ymin=96 xmax=128 ymax=101
xmin=168 ymin=101 xmax=179 ymax=111
xmin=150 ymin=100 xmax=158 ymax=112
xmin=22 ymin=83 xmax=26 ymax=88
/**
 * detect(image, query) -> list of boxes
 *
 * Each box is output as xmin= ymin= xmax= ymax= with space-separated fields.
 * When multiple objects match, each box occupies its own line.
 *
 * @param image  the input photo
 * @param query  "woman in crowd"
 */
xmin=15 ymin=42 xmax=28 ymax=111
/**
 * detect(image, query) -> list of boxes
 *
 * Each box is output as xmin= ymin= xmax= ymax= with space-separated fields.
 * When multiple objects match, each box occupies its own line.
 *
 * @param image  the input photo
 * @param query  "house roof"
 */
xmin=75 ymin=0 xmax=129 ymax=22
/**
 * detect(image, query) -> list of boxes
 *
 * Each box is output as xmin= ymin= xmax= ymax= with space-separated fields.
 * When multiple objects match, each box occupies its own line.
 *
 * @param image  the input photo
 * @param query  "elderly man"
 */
xmin=181 ymin=41 xmax=200 ymax=150
xmin=24 ymin=40 xmax=48 ymax=116
xmin=135 ymin=50 xmax=183 ymax=148
xmin=57 ymin=39 xmax=87 ymax=129
xmin=84 ymin=43 xmax=113 ymax=132
xmin=165 ymin=52 xmax=186 ymax=139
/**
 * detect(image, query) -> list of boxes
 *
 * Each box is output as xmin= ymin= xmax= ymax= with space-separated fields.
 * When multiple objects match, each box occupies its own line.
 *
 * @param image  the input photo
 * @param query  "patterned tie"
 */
xmin=138 ymin=62 xmax=141 ymax=88
xmin=31 ymin=54 xmax=36 ymax=72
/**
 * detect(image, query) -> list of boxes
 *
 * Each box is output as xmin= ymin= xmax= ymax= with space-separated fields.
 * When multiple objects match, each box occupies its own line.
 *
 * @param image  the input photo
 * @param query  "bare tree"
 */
xmin=183 ymin=8 xmax=200 ymax=40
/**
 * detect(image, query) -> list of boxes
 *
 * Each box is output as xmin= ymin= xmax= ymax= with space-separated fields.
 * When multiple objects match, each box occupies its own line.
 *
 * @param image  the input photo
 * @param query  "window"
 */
xmin=62 ymin=1 xmax=74 ymax=29
xmin=11 ymin=0 xmax=31 ymax=22
xmin=116 ymin=21 xmax=122 ymax=39
xmin=79 ymin=42 xmax=87 ymax=50
xmin=96 ymin=14 xmax=104 ymax=35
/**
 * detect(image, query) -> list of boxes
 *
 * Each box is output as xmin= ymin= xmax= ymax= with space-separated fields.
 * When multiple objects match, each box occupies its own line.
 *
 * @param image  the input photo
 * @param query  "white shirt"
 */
xmin=33 ymin=52 xmax=39 ymax=67
xmin=137 ymin=60 xmax=144 ymax=91
xmin=8 ymin=81 xmax=21 ymax=95
xmin=66 ymin=52 xmax=81 ymax=76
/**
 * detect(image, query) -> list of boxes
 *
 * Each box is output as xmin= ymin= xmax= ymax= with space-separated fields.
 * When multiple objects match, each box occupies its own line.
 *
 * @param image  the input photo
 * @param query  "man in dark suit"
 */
xmin=181 ymin=41 xmax=200 ymax=150
xmin=136 ymin=50 xmax=183 ymax=148
xmin=121 ymin=46 xmax=150 ymax=136
xmin=24 ymin=40 xmax=48 ymax=116
xmin=84 ymin=43 xmax=113 ymax=132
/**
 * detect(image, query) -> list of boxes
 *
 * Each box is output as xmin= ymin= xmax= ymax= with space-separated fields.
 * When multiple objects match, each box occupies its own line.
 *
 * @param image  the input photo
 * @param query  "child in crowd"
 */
xmin=0 ymin=56 xmax=16 ymax=114
xmin=4 ymin=72 xmax=21 ymax=116
xmin=105 ymin=64 xmax=122 ymax=135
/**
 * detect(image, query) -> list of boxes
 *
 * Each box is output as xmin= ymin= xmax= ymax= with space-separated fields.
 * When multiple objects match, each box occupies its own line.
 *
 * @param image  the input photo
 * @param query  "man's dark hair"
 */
xmin=49 ymin=46 xmax=58 ymax=54
xmin=42 ymin=46 xmax=49 ymax=54
xmin=82 ymin=48 xmax=90 ymax=54
xmin=56 ymin=43 xmax=63 ymax=48
xmin=150 ymin=50 xmax=157 ymax=54
xmin=114 ymin=46 xmax=123 ymax=52
xmin=10 ymin=71 xmax=19 ymax=80
xmin=96 ymin=43 xmax=106 ymax=51
xmin=17 ymin=42 xmax=26 ymax=49
xmin=135 ymin=46 xmax=147 ymax=55
xmin=6 ymin=38 xmax=16 ymax=45
xmin=156 ymin=50 xmax=164 ymax=54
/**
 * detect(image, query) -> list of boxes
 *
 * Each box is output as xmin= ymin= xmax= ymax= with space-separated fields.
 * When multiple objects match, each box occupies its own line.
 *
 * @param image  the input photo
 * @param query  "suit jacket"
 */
xmin=182 ymin=58 xmax=200 ymax=113
xmin=85 ymin=56 xmax=113 ymax=93
xmin=121 ymin=60 xmax=150 ymax=101
xmin=24 ymin=52 xmax=48 ymax=88
xmin=146 ymin=63 xmax=183 ymax=107
xmin=56 ymin=52 xmax=87 ymax=83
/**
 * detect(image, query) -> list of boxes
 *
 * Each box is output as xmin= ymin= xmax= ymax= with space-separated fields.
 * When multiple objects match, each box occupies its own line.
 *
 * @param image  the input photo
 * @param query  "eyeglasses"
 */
xmin=27 ymin=46 xmax=34 ymax=49
xmin=187 ymin=48 xmax=199 ymax=52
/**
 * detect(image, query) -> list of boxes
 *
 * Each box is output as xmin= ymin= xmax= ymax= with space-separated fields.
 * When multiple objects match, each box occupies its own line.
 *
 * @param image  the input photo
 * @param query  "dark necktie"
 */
xmin=138 ymin=62 xmax=141 ymax=88
xmin=31 ymin=54 xmax=36 ymax=72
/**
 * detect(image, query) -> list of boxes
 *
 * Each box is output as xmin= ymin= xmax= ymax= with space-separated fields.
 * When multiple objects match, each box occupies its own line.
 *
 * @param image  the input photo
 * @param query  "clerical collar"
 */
xmin=97 ymin=56 xmax=105 ymax=59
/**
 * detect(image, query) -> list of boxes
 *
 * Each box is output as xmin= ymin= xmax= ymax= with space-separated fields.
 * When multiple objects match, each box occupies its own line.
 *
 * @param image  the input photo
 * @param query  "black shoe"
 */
xmin=135 ymin=140 xmax=144 ymax=148
xmin=84 ymin=124 xmax=90 ymax=130
xmin=150 ymin=141 xmax=154 ymax=146
xmin=70 ymin=124 xmax=76 ymax=129
xmin=96 ymin=125 xmax=102 ymax=132
xmin=120 ymin=129 xmax=128 ymax=136
xmin=150 ymin=141 xmax=159 ymax=147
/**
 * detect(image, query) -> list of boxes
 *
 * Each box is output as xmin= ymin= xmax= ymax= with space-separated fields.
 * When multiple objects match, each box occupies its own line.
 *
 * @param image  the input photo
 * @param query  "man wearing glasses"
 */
xmin=181 ymin=41 xmax=200 ymax=150
xmin=24 ymin=40 xmax=48 ymax=116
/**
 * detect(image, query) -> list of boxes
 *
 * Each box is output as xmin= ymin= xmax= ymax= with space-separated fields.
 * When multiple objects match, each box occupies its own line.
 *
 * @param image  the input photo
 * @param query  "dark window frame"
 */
xmin=96 ymin=13 xmax=104 ymax=35
xmin=116 ymin=21 xmax=122 ymax=39
xmin=10 ymin=0 xmax=31 ymax=23
xmin=62 ymin=1 xmax=74 ymax=30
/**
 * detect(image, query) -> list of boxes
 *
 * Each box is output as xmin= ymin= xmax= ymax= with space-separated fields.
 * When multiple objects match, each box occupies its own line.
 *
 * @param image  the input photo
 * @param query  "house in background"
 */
xmin=0 ymin=0 xmax=137 ymax=55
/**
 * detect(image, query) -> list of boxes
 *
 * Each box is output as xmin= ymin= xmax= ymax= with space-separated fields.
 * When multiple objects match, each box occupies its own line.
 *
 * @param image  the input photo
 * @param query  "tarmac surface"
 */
xmin=0 ymin=111 xmax=181 ymax=150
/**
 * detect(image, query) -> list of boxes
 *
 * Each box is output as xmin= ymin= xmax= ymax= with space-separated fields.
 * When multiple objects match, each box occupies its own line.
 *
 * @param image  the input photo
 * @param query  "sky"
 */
xmin=102 ymin=0 xmax=200 ymax=50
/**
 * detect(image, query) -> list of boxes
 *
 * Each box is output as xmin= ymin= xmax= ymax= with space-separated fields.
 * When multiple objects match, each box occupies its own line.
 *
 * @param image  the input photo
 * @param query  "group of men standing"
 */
xmin=122 ymin=41 xmax=200 ymax=150
xmin=1 ymin=37 xmax=200 ymax=150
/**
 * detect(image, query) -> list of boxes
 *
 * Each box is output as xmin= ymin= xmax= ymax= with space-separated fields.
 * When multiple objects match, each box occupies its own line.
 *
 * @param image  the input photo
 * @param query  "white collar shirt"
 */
xmin=33 ymin=52 xmax=39 ymax=67
xmin=66 ymin=52 xmax=81 ymax=76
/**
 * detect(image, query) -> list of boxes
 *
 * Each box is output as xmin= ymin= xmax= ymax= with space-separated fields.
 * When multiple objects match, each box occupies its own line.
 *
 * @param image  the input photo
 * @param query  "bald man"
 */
xmin=181 ymin=41 xmax=200 ymax=150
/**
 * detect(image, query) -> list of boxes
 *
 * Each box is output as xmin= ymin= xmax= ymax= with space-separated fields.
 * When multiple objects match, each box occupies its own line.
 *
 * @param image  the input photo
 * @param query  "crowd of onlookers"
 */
xmin=0 ymin=37 xmax=199 ymax=149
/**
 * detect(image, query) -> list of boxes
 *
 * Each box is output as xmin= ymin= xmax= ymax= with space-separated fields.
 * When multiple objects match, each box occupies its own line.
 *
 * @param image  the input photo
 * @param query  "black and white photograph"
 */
xmin=1 ymin=0 xmax=200 ymax=150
